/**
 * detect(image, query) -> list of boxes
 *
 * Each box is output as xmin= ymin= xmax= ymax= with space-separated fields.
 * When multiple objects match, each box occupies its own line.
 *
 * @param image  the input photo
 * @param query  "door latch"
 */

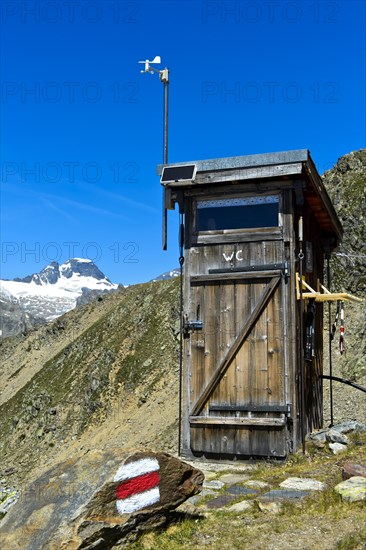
xmin=183 ymin=318 xmax=203 ymax=338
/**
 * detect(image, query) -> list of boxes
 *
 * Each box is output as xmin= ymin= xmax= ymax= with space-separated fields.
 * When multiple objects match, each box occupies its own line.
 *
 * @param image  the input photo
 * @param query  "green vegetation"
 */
xmin=129 ymin=434 xmax=366 ymax=550
xmin=0 ymin=279 xmax=180 ymax=476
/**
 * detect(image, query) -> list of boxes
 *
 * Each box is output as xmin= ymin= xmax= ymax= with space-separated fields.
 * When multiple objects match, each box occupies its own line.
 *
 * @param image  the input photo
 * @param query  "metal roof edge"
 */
xmin=157 ymin=149 xmax=310 ymax=175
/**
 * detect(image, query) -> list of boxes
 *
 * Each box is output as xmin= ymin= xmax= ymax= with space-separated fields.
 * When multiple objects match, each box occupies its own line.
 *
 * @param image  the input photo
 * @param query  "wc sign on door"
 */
xmin=113 ymin=457 xmax=160 ymax=514
xmin=223 ymin=250 xmax=243 ymax=262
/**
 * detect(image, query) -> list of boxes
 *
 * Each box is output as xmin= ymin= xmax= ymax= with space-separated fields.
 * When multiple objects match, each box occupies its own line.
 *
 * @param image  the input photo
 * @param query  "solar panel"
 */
xmin=160 ymin=164 xmax=197 ymax=184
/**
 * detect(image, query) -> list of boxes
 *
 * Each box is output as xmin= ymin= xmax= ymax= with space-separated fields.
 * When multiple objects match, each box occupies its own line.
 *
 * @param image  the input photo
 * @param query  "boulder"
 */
xmin=325 ymin=430 xmax=349 ymax=445
xmin=258 ymin=501 xmax=282 ymax=514
xmin=329 ymin=442 xmax=347 ymax=454
xmin=0 ymin=449 xmax=204 ymax=549
xmin=306 ymin=422 xmax=366 ymax=445
xmin=331 ymin=421 xmax=366 ymax=434
xmin=306 ymin=429 xmax=327 ymax=442
xmin=0 ymin=487 xmax=20 ymax=515
xmin=342 ymin=463 xmax=366 ymax=480
xmin=334 ymin=476 xmax=366 ymax=502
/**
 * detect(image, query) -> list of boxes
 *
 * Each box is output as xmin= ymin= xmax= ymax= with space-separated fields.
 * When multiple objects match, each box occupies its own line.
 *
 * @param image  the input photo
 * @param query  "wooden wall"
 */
xmin=179 ymin=182 xmax=326 ymax=458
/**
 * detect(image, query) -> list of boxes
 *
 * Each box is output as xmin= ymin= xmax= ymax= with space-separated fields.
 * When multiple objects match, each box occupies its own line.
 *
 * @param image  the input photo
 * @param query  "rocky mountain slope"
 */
xmin=322 ymin=149 xmax=366 ymax=294
xmin=0 ymin=286 xmax=45 ymax=338
xmin=0 ymin=279 xmax=181 ymax=487
xmin=322 ymin=149 xmax=366 ymax=384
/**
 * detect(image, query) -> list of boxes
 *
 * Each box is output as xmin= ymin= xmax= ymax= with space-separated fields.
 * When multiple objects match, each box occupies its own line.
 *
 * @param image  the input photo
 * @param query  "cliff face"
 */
xmin=322 ymin=149 xmax=366 ymax=384
xmin=322 ymin=149 xmax=366 ymax=294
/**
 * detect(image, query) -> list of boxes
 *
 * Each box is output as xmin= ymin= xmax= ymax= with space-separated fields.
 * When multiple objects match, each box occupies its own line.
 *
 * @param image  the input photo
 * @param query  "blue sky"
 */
xmin=1 ymin=0 xmax=365 ymax=285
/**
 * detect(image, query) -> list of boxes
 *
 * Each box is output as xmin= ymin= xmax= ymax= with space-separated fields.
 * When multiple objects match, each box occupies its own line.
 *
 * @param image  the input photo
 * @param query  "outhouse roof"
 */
xmin=157 ymin=149 xmax=343 ymax=242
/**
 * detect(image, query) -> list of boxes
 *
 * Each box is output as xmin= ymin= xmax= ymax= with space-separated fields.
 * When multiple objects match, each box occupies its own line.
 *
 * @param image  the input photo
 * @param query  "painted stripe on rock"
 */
xmin=116 ymin=471 xmax=160 ymax=500
xmin=113 ymin=457 xmax=159 ymax=482
xmin=116 ymin=486 xmax=160 ymax=514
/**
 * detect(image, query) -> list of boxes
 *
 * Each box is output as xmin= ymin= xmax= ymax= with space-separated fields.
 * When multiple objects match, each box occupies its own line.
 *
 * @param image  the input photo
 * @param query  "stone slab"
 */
xmin=226 ymin=484 xmax=259 ymax=496
xmin=244 ymin=480 xmax=270 ymax=490
xmin=200 ymin=470 xmax=218 ymax=481
xmin=203 ymin=480 xmax=225 ymax=490
xmin=260 ymin=489 xmax=310 ymax=501
xmin=186 ymin=489 xmax=217 ymax=504
xmin=218 ymin=474 xmax=250 ymax=485
xmin=280 ymin=477 xmax=325 ymax=491
xmin=226 ymin=500 xmax=253 ymax=512
xmin=205 ymin=495 xmax=238 ymax=509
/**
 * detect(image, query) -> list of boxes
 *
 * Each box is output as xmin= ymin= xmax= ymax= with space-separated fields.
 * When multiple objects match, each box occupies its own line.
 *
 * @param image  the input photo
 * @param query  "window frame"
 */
xmin=193 ymin=192 xmax=283 ymax=236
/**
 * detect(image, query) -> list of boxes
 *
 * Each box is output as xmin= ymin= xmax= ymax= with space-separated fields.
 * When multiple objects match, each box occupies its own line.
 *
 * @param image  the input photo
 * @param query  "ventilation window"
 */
xmin=196 ymin=195 xmax=279 ymax=231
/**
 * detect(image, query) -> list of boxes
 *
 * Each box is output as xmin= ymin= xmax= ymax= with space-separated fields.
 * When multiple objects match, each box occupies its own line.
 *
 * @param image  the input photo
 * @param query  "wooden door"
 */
xmin=185 ymin=257 xmax=290 ymax=458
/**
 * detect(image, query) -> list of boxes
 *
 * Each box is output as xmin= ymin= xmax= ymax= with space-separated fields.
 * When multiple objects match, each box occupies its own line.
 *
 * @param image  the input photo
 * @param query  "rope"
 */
xmin=339 ymin=300 xmax=345 ymax=354
xmin=331 ymin=300 xmax=340 ymax=341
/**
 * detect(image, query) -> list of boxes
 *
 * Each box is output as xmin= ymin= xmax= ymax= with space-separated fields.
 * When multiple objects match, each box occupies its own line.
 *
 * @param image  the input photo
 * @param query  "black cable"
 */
xmin=178 ymin=211 xmax=185 ymax=455
xmin=320 ymin=375 xmax=366 ymax=394
xmin=298 ymin=213 xmax=306 ymax=455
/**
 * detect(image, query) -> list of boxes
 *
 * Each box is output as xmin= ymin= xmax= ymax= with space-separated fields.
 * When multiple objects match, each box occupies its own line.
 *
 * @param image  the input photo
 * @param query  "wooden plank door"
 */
xmin=187 ymin=270 xmax=289 ymax=458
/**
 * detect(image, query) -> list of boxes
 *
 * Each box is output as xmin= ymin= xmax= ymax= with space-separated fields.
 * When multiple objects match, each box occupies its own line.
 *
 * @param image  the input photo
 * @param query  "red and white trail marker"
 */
xmin=113 ymin=457 xmax=161 ymax=514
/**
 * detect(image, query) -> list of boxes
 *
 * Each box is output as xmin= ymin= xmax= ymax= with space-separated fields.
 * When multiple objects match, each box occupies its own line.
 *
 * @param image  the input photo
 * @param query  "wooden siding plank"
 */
xmin=189 ymin=284 xmax=205 ymax=453
xmin=217 ymin=280 xmax=236 ymax=454
xmin=182 ymin=180 xmax=295 ymax=198
xmin=193 ymin=230 xmax=283 ymax=246
xmin=191 ymin=275 xmax=281 ymax=416
xmin=233 ymin=278 xmax=250 ymax=454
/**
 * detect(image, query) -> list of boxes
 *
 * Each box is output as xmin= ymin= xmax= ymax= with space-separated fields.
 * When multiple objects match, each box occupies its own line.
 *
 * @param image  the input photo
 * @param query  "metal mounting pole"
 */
xmin=161 ymin=68 xmax=169 ymax=251
xmin=139 ymin=58 xmax=169 ymax=250
xmin=162 ymin=73 xmax=169 ymax=164
xmin=178 ymin=209 xmax=185 ymax=455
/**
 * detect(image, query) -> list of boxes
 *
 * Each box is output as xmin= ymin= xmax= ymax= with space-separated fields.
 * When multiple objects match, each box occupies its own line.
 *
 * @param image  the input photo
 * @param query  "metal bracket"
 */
xmin=209 ymin=261 xmax=290 ymax=283
xmin=183 ymin=320 xmax=203 ymax=338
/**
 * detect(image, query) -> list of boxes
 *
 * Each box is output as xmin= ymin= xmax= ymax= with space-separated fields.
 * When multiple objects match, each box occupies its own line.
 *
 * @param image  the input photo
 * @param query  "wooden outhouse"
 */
xmin=159 ymin=150 xmax=343 ymax=459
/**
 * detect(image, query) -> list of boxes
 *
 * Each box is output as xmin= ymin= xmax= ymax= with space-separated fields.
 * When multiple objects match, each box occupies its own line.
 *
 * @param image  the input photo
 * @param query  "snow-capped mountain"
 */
xmin=150 ymin=268 xmax=181 ymax=282
xmin=14 ymin=258 xmax=112 ymax=287
xmin=0 ymin=259 xmax=118 ymax=337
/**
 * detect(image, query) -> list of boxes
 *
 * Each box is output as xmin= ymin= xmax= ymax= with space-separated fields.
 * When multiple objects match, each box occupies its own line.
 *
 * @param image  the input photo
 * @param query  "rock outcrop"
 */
xmin=0 ymin=449 xmax=204 ymax=549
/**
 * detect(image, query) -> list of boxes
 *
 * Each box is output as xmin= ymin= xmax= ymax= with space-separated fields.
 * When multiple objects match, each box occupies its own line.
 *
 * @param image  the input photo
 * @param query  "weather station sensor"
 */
xmin=160 ymin=164 xmax=197 ymax=184
xmin=139 ymin=54 xmax=170 ymax=249
xmin=138 ymin=56 xmax=161 ymax=74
